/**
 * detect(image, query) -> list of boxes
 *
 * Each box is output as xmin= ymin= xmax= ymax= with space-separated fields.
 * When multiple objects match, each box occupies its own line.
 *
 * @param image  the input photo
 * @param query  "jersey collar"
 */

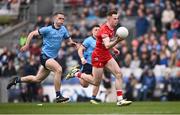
xmin=52 ymin=24 xmax=61 ymax=30
xmin=92 ymin=35 xmax=96 ymax=40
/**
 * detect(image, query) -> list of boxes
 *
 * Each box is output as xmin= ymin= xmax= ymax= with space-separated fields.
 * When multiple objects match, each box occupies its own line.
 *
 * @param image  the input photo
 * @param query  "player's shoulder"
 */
xmin=41 ymin=25 xmax=54 ymax=31
xmin=86 ymin=36 xmax=94 ymax=40
xmin=61 ymin=25 xmax=68 ymax=30
xmin=39 ymin=26 xmax=52 ymax=33
xmin=100 ymin=24 xmax=108 ymax=29
xmin=46 ymin=25 xmax=53 ymax=28
xmin=39 ymin=25 xmax=50 ymax=30
xmin=85 ymin=36 xmax=95 ymax=42
xmin=99 ymin=24 xmax=109 ymax=32
xmin=83 ymin=36 xmax=91 ymax=43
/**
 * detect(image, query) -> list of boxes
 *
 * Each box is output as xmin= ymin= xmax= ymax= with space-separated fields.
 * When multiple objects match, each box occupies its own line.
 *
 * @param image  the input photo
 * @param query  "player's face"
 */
xmin=54 ymin=14 xmax=65 ymax=27
xmin=92 ymin=27 xmax=100 ymax=38
xmin=109 ymin=14 xmax=119 ymax=28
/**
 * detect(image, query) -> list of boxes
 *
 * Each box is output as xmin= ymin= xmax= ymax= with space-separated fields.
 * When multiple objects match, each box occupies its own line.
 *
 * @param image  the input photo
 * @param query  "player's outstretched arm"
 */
xmin=20 ymin=30 xmax=39 ymax=52
xmin=78 ymin=45 xmax=87 ymax=64
xmin=102 ymin=35 xmax=124 ymax=49
xmin=67 ymin=37 xmax=80 ymax=49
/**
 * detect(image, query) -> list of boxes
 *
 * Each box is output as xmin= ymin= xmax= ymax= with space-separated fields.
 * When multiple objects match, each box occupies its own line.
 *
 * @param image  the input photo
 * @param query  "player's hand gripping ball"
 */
xmin=116 ymin=27 xmax=129 ymax=39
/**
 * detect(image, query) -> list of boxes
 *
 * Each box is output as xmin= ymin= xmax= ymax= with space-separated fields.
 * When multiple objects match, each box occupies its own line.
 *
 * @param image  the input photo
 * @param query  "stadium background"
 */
xmin=0 ymin=0 xmax=179 ymax=105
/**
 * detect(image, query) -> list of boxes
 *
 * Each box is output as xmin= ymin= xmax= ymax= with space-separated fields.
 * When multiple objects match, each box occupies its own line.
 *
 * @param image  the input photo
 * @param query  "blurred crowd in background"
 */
xmin=0 ymin=0 xmax=30 ymax=31
xmin=0 ymin=0 xmax=180 ymax=102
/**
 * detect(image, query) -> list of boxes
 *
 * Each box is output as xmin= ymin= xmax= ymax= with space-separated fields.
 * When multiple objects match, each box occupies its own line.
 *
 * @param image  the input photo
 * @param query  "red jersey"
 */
xmin=92 ymin=24 xmax=114 ymax=67
xmin=93 ymin=24 xmax=114 ymax=61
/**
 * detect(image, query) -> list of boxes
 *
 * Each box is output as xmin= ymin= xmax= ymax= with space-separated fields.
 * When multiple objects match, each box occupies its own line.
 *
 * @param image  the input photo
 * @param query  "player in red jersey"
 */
xmin=66 ymin=10 xmax=132 ymax=106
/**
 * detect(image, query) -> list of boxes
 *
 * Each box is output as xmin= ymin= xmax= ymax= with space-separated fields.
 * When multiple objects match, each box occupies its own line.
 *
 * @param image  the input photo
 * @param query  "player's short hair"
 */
xmin=91 ymin=25 xmax=100 ymax=30
xmin=107 ymin=10 xmax=118 ymax=16
xmin=53 ymin=12 xmax=64 ymax=16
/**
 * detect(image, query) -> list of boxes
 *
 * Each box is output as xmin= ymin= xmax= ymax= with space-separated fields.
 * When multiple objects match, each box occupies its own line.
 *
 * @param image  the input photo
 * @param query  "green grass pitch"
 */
xmin=0 ymin=102 xmax=180 ymax=114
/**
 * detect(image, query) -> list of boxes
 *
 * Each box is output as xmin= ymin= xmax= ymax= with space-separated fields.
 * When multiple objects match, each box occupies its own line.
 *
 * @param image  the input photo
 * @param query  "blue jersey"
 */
xmin=82 ymin=36 xmax=96 ymax=64
xmin=38 ymin=25 xmax=70 ymax=58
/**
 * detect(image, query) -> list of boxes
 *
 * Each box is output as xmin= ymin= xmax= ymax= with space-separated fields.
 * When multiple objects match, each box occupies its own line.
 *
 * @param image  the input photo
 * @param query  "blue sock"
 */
xmin=92 ymin=95 xmax=96 ymax=99
xmin=16 ymin=77 xmax=21 ymax=83
xmin=56 ymin=91 xmax=61 ymax=98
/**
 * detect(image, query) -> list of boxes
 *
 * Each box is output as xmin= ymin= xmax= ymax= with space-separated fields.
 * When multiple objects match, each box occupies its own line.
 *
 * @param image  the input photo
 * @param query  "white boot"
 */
xmin=117 ymin=99 xmax=132 ymax=106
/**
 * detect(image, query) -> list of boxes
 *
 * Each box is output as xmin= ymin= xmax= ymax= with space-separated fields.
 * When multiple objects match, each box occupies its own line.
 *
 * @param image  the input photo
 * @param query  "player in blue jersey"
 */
xmin=6 ymin=12 xmax=77 ymax=103
xmin=66 ymin=25 xmax=100 ymax=104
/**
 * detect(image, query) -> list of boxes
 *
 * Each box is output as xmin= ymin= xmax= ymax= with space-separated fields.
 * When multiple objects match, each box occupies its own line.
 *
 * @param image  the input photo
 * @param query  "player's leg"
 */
xmin=79 ymin=64 xmax=101 ymax=104
xmin=22 ymin=66 xmax=50 ymax=82
xmin=86 ymin=66 xmax=103 ymax=104
xmin=46 ymin=59 xmax=62 ymax=92
xmin=67 ymin=69 xmax=101 ymax=104
xmin=76 ymin=76 xmax=100 ymax=104
xmin=92 ymin=85 xmax=99 ymax=98
xmin=79 ymin=78 xmax=89 ymax=87
xmin=105 ymin=58 xmax=132 ymax=106
xmin=67 ymin=63 xmax=101 ymax=104
xmin=66 ymin=64 xmax=103 ymax=86
xmin=90 ymin=85 xmax=100 ymax=104
xmin=7 ymin=66 xmax=50 ymax=89
xmin=78 ymin=63 xmax=92 ymax=88
xmin=45 ymin=58 xmax=69 ymax=103
xmin=65 ymin=65 xmax=80 ymax=80
xmin=102 ymin=70 xmax=112 ymax=102
xmin=78 ymin=67 xmax=103 ymax=86
xmin=105 ymin=58 xmax=123 ymax=99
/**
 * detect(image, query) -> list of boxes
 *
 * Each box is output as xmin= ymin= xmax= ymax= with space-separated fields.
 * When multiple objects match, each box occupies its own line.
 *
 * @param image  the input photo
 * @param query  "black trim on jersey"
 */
xmin=52 ymin=24 xmax=61 ymax=30
xmin=38 ymin=29 xmax=42 ymax=36
xmin=82 ymin=44 xmax=87 ymax=48
xmin=38 ymin=29 xmax=44 ymax=40
xmin=64 ymin=36 xmax=70 ymax=40
xmin=92 ymin=36 xmax=96 ymax=40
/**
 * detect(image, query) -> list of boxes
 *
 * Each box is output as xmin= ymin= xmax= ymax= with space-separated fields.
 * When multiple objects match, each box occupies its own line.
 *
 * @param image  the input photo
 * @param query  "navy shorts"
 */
xmin=40 ymin=54 xmax=58 ymax=69
xmin=40 ymin=54 xmax=50 ymax=69
xmin=82 ymin=63 xmax=92 ymax=74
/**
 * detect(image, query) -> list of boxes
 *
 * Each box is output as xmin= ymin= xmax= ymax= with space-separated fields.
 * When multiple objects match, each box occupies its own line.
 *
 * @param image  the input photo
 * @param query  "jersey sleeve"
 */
xmin=82 ymin=38 xmax=90 ymax=48
xmin=38 ymin=27 xmax=48 ymax=36
xmin=63 ymin=26 xmax=70 ymax=39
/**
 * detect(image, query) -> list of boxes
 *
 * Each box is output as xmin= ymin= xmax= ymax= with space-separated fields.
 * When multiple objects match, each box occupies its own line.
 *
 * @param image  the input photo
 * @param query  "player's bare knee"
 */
xmin=33 ymin=77 xmax=42 ymax=83
xmin=81 ymin=84 xmax=89 ymax=88
xmin=36 ymin=80 xmax=42 ymax=83
xmin=55 ymin=68 xmax=62 ymax=74
xmin=94 ymin=81 xmax=100 ymax=86
xmin=116 ymin=72 xmax=123 ymax=79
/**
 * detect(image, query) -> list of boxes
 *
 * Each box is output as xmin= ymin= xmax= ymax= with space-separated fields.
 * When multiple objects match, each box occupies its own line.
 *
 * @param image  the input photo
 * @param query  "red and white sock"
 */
xmin=75 ymin=72 xmax=82 ymax=78
xmin=116 ymin=90 xmax=123 ymax=101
